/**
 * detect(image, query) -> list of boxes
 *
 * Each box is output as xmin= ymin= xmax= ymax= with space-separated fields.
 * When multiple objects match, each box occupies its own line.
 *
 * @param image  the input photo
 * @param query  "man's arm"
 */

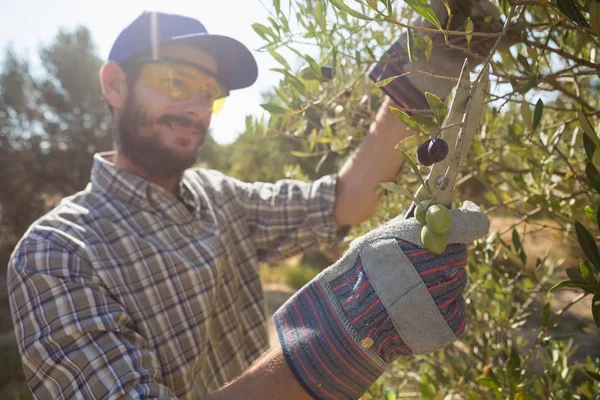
xmin=8 ymin=239 xmax=178 ymax=399
xmin=335 ymin=96 xmax=413 ymax=226
xmin=207 ymin=343 xmax=311 ymax=400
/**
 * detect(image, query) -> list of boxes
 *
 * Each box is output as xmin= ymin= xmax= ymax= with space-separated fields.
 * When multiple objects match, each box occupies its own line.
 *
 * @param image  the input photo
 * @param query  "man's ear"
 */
xmin=99 ymin=61 xmax=129 ymax=111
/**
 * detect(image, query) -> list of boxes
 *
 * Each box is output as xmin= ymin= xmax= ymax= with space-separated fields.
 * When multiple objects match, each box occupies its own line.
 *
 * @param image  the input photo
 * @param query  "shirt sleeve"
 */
xmin=230 ymin=173 xmax=351 ymax=263
xmin=7 ymin=238 xmax=178 ymax=400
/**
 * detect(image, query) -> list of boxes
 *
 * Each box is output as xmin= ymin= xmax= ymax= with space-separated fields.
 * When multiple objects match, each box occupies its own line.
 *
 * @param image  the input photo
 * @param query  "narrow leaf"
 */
xmin=542 ymin=302 xmax=551 ymax=326
xmin=268 ymin=47 xmax=291 ymax=70
xmin=533 ymin=99 xmax=544 ymax=130
xmin=586 ymin=369 xmax=600 ymax=382
xmin=395 ymin=134 xmax=430 ymax=151
xmin=521 ymin=100 xmax=533 ymax=130
xmin=593 ymin=148 xmax=600 ymax=167
xmin=425 ymin=92 xmax=447 ymax=126
xmin=575 ymin=221 xmax=600 ymax=271
xmin=591 ymin=1 xmax=600 ymax=35
xmin=593 ymin=294 xmax=600 ymax=328
xmin=402 ymin=150 xmax=432 ymax=195
xmin=586 ymin=163 xmax=600 ymax=194
xmin=405 ymin=0 xmax=443 ymax=30
xmin=423 ymin=36 xmax=433 ymax=63
xmin=260 ymin=103 xmax=289 ymax=114
xmin=585 ymin=205 xmax=598 ymax=225
xmin=557 ymin=0 xmax=591 ymax=28
xmin=597 ymin=203 xmax=600 ymax=231
xmin=389 ymin=107 xmax=425 ymax=133
xmin=407 ymin=29 xmax=416 ymax=63
xmin=580 ymin=261 xmax=599 ymax=289
xmin=550 ymin=280 xmax=583 ymax=291
xmin=379 ymin=182 xmax=419 ymax=203
xmin=465 ymin=18 xmax=473 ymax=50
xmin=375 ymin=74 xmax=406 ymax=87
xmin=584 ymin=133 xmax=596 ymax=162
xmin=329 ymin=0 xmax=375 ymax=21
xmin=578 ymin=110 xmax=600 ymax=147
xmin=527 ymin=47 xmax=538 ymax=61
xmin=513 ymin=228 xmax=527 ymax=264
xmin=290 ymin=151 xmax=320 ymax=158
xmin=367 ymin=0 xmax=379 ymax=10
xmin=252 ymin=23 xmax=276 ymax=40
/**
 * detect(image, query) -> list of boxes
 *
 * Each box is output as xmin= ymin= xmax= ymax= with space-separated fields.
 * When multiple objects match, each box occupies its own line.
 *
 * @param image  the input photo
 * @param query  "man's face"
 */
xmin=115 ymin=44 xmax=220 ymax=178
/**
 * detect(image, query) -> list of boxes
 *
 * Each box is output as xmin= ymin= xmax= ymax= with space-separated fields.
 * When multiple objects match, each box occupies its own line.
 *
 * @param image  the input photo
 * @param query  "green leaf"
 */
xmin=252 ymin=23 xmax=276 ymax=41
xmin=550 ymin=280 xmax=583 ymax=291
xmin=593 ymin=294 xmax=600 ymax=327
xmin=585 ymin=205 xmax=598 ymax=225
xmin=425 ymin=92 xmax=447 ymax=126
xmin=268 ymin=47 xmax=291 ymax=70
xmin=313 ymin=0 xmax=327 ymax=31
xmin=379 ymin=182 xmax=419 ymax=203
xmin=542 ymin=302 xmax=551 ymax=326
xmin=290 ymin=151 xmax=320 ymax=158
xmin=581 ymin=261 xmax=599 ymax=290
xmin=395 ymin=134 xmax=430 ymax=151
xmin=521 ymin=100 xmax=532 ymax=130
xmin=557 ymin=0 xmax=591 ymax=28
xmin=375 ymin=74 xmax=406 ymax=87
xmin=575 ymin=221 xmax=600 ymax=272
xmin=578 ymin=110 xmax=600 ymax=147
xmin=533 ymin=99 xmax=544 ymax=130
xmin=405 ymin=0 xmax=443 ymax=30
xmin=517 ymin=54 xmax=531 ymax=72
xmin=329 ymin=0 xmax=375 ymax=21
xmin=597 ymin=203 xmax=600 ymax=231
xmin=594 ymin=148 xmax=600 ymax=167
xmin=584 ymin=133 xmax=597 ymax=162
xmin=389 ymin=107 xmax=426 ymax=133
xmin=520 ymin=76 xmax=537 ymax=94
xmin=591 ymin=1 xmax=600 ymax=35
xmin=507 ymin=346 xmax=521 ymax=379
xmin=586 ymin=163 xmax=600 ymax=194
xmin=527 ymin=47 xmax=538 ymax=61
xmin=587 ymin=368 xmax=600 ymax=382
xmin=407 ymin=29 xmax=416 ymax=63
xmin=465 ymin=18 xmax=473 ymax=50
xmin=513 ymin=228 xmax=527 ymax=264
xmin=260 ymin=103 xmax=289 ymax=114
xmin=423 ymin=36 xmax=433 ymax=63
xmin=402 ymin=150 xmax=432 ymax=195
xmin=367 ymin=0 xmax=379 ymax=10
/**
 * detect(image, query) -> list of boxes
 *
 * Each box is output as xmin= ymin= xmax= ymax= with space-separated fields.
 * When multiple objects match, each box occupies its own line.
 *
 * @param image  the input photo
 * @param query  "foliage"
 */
xmin=250 ymin=0 xmax=600 ymax=397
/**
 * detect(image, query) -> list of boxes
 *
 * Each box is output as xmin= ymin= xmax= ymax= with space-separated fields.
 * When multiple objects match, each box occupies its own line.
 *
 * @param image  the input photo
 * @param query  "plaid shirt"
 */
xmin=8 ymin=151 xmax=347 ymax=399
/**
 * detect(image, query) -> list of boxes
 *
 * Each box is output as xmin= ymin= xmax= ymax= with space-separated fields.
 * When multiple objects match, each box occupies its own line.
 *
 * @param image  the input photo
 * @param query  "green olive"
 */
xmin=415 ymin=200 xmax=431 ymax=225
xmin=421 ymin=225 xmax=447 ymax=254
xmin=426 ymin=204 xmax=453 ymax=234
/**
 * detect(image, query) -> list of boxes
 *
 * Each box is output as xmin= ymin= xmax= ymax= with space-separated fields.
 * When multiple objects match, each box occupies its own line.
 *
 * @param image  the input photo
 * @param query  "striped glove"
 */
xmin=369 ymin=0 xmax=517 ymax=107
xmin=273 ymin=201 xmax=490 ymax=400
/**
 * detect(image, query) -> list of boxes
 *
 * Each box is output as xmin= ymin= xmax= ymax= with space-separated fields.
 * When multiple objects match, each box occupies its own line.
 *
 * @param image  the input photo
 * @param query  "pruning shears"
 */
xmin=405 ymin=59 xmax=489 ymax=218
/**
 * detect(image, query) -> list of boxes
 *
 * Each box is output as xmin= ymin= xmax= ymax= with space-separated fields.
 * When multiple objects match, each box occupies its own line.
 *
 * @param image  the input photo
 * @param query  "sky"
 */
xmin=0 ymin=0 xmax=299 ymax=145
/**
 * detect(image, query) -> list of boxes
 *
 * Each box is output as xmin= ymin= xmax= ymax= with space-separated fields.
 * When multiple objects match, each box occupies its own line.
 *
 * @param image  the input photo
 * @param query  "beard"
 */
xmin=115 ymin=94 xmax=208 ymax=179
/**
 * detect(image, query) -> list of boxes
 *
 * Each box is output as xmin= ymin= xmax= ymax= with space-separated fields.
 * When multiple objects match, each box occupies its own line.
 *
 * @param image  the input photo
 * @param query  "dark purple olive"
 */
xmin=417 ymin=139 xmax=434 ymax=166
xmin=428 ymin=138 xmax=449 ymax=163
xmin=320 ymin=66 xmax=333 ymax=81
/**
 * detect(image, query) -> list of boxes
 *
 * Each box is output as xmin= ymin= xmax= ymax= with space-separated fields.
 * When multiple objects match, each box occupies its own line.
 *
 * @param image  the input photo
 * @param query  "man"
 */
xmin=7 ymin=2 xmax=510 ymax=399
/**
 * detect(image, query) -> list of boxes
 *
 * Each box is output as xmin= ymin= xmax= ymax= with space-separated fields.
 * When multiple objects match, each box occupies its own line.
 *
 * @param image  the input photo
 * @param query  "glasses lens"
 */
xmin=142 ymin=62 xmax=228 ymax=112
xmin=212 ymin=97 xmax=226 ymax=114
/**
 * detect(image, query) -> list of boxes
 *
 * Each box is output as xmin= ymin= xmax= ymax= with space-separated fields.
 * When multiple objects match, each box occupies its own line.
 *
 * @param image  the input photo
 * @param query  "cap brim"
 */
xmin=171 ymin=33 xmax=258 ymax=91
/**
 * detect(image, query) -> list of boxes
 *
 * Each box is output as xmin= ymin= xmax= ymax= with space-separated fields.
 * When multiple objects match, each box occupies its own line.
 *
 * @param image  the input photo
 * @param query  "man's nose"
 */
xmin=181 ymin=92 xmax=212 ymax=120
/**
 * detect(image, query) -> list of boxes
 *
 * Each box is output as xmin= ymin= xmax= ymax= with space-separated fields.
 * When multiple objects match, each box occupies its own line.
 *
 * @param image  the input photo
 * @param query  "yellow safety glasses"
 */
xmin=136 ymin=57 xmax=228 ymax=114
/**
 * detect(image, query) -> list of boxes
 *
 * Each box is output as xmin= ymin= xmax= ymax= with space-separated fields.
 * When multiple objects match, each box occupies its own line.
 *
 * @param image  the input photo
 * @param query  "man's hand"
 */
xmin=274 ymin=200 xmax=490 ymax=399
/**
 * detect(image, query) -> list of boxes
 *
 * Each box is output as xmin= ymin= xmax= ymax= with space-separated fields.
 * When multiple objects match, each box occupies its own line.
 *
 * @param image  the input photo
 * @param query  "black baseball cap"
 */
xmin=108 ymin=11 xmax=258 ymax=91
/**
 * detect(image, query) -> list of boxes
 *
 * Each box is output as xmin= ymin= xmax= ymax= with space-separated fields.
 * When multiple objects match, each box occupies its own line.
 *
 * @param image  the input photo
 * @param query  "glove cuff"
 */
xmin=368 ymin=41 xmax=428 ymax=113
xmin=274 ymin=238 xmax=469 ymax=399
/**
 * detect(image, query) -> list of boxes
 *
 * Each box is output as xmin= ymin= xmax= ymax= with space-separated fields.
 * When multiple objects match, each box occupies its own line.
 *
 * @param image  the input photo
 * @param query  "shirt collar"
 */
xmin=90 ymin=151 xmax=200 ymax=222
